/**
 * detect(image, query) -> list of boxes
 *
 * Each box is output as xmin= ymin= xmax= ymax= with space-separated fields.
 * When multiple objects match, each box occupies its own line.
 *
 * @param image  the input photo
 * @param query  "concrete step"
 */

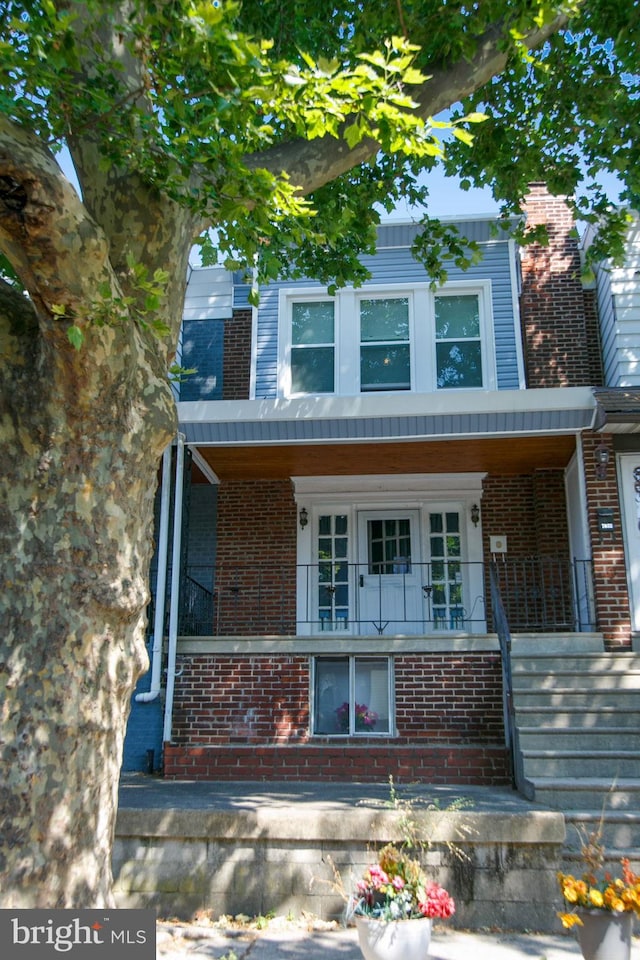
xmin=519 ymin=728 xmax=640 ymax=750
xmin=522 ymin=751 xmax=640 ymax=778
xmin=512 ymin=670 xmax=640 ymax=690
xmin=513 ymin=689 xmax=640 ymax=709
xmin=515 ymin=707 xmax=640 ymax=729
xmin=511 ymin=633 xmax=605 ymax=655
xmin=528 ymin=778 xmax=640 ymax=810
xmin=562 ymin=810 xmax=640 ymax=852
xmin=512 ymin=653 xmax=640 ymax=674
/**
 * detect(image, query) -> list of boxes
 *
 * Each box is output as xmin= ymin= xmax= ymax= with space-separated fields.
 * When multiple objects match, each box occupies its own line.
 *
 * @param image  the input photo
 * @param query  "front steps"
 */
xmin=510 ymin=635 xmax=640 ymax=871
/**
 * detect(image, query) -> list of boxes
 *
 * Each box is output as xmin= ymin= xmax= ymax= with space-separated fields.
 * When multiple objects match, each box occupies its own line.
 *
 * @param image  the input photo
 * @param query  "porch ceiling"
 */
xmin=191 ymin=434 xmax=578 ymax=481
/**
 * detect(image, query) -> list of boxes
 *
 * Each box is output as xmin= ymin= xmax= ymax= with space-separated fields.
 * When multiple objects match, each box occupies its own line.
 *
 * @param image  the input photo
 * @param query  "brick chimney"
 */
xmin=519 ymin=183 xmax=592 ymax=387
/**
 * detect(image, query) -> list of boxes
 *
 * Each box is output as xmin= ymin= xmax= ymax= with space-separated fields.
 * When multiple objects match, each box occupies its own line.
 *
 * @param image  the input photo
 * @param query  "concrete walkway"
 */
xmin=156 ymin=916 xmax=639 ymax=959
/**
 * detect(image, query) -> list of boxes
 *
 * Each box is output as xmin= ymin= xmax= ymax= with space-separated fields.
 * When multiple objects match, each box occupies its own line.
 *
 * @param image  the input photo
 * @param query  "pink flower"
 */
xmin=418 ymin=881 xmax=456 ymax=919
xmin=392 ymin=876 xmax=405 ymax=891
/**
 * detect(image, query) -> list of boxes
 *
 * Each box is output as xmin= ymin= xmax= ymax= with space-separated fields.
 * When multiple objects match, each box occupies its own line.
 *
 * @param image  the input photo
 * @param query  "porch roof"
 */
xmin=178 ymin=387 xmax=595 ymax=479
xmin=179 ymin=387 xmax=594 ymax=445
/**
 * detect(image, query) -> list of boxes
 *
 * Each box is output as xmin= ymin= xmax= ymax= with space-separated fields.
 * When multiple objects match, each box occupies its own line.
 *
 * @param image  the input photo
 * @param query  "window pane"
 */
xmin=435 ymin=295 xmax=479 ymax=339
xmin=355 ymin=657 xmax=390 ymax=733
xmin=360 ymin=298 xmax=409 ymax=342
xmin=292 ymin=301 xmax=334 ymax=345
xmin=361 ymin=345 xmax=411 ymax=391
xmin=314 ymin=658 xmax=349 ymax=734
xmin=291 ymin=346 xmax=334 ymax=393
xmin=436 ymin=341 xmax=482 ymax=388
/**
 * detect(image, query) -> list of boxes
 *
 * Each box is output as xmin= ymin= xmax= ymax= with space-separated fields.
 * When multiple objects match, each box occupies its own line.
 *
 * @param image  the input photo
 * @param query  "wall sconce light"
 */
xmin=471 ymin=503 xmax=480 ymax=527
xmin=299 ymin=507 xmax=309 ymax=529
xmin=595 ymin=444 xmax=610 ymax=480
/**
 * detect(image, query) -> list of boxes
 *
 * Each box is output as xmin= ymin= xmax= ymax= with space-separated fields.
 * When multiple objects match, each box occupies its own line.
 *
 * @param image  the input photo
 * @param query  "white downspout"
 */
xmin=163 ymin=433 xmax=186 ymax=744
xmin=135 ymin=443 xmax=172 ymax=703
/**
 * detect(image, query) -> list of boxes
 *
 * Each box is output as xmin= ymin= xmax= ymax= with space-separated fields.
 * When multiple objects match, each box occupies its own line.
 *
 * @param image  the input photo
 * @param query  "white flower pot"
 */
xmin=355 ymin=916 xmax=432 ymax=960
xmin=576 ymin=910 xmax=633 ymax=960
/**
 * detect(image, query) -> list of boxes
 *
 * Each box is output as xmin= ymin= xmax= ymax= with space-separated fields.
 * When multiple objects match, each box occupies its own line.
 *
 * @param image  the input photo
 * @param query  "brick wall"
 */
xmin=223 ymin=308 xmax=252 ymax=399
xmin=214 ymin=479 xmax=297 ymax=634
xmin=520 ymin=184 xmax=591 ymax=387
xmin=581 ymin=433 xmax=631 ymax=649
xmin=480 ymin=470 xmax=573 ymax=630
xmin=165 ymin=651 xmax=509 ymax=784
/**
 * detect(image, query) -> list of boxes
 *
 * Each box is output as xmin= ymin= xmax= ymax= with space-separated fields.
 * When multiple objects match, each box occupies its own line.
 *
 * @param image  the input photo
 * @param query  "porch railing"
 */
xmin=168 ymin=557 xmax=595 ymax=638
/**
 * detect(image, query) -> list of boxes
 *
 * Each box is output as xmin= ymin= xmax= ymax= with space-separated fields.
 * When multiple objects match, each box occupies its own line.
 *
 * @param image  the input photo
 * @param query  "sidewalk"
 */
xmin=156 ymin=916 xmax=639 ymax=959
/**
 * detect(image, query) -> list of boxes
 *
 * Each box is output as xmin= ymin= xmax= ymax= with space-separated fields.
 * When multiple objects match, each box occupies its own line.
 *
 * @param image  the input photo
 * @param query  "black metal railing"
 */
xmin=490 ymin=561 xmax=526 ymax=794
xmin=163 ymin=557 xmax=594 ymax=638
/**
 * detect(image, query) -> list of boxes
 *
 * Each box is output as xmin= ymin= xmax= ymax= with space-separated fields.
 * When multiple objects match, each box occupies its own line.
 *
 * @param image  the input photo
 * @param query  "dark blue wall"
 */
xmin=122 ymin=638 xmax=164 ymax=773
xmin=179 ymin=318 xmax=225 ymax=400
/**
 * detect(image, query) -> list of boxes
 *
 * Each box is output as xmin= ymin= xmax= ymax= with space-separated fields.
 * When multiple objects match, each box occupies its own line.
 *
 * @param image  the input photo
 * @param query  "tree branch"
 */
xmin=0 ymin=116 xmax=112 ymax=320
xmin=240 ymin=13 xmax=569 ymax=197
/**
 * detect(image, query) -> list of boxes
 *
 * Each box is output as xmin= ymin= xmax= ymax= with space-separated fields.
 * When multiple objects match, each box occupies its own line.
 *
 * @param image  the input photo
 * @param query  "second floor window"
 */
xmin=360 ymin=297 xmax=411 ymax=392
xmin=291 ymin=300 xmax=335 ymax=394
xmin=280 ymin=281 xmax=494 ymax=397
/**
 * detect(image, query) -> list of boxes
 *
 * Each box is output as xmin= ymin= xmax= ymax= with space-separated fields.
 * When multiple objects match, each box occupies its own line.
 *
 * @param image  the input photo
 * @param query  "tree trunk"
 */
xmin=0 ymin=281 xmax=177 ymax=906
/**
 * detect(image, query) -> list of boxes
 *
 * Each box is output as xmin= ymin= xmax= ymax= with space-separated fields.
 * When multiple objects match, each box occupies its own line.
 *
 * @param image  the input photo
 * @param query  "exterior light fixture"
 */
xmin=595 ymin=444 xmax=610 ymax=480
xmin=471 ymin=503 xmax=480 ymax=527
xmin=299 ymin=507 xmax=309 ymax=529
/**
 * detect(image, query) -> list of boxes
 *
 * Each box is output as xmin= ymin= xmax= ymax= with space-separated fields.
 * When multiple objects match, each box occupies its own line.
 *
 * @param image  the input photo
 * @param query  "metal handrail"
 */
xmin=490 ymin=560 xmax=527 ymax=795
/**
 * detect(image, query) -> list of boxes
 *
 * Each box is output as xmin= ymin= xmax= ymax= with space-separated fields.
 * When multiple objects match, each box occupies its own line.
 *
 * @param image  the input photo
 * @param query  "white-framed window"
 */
xmin=312 ymin=655 xmax=393 ymax=736
xmin=279 ymin=281 xmax=494 ymax=397
xmin=359 ymin=296 xmax=411 ymax=392
xmin=290 ymin=299 xmax=335 ymax=394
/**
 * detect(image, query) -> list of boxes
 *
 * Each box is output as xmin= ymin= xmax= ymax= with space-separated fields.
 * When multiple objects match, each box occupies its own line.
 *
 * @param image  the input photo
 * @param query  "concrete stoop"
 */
xmin=511 ymin=634 xmax=640 ymax=875
xmin=114 ymin=779 xmax=566 ymax=932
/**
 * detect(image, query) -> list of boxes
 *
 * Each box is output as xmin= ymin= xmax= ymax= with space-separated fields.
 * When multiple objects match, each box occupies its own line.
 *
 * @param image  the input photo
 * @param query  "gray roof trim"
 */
xmin=180 ymin=406 xmax=593 ymax=446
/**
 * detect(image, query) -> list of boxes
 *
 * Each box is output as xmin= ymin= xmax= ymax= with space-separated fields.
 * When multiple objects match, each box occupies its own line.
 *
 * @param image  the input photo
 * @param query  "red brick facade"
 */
xmin=581 ymin=433 xmax=631 ymax=649
xmin=213 ymin=479 xmax=297 ymax=634
xmin=165 ymin=652 xmax=509 ymax=783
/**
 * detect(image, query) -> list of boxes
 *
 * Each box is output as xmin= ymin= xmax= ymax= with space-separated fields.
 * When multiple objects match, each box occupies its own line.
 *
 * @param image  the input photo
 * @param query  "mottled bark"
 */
xmin=0 ymin=119 xmax=193 ymax=906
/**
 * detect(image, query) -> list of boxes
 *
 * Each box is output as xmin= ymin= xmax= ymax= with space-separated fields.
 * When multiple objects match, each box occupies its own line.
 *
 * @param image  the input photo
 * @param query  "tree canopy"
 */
xmin=2 ymin=0 xmax=638 ymax=302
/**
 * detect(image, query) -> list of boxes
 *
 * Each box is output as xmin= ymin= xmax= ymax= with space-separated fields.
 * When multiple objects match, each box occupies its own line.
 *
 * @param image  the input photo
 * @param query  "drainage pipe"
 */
xmin=162 ymin=432 xmax=186 ymax=744
xmin=135 ymin=443 xmax=172 ymax=703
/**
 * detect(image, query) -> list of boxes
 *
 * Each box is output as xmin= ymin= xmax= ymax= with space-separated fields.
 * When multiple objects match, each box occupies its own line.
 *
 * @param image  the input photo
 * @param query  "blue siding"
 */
xmin=179 ymin=318 xmax=224 ymax=401
xmin=122 ymin=638 xmax=163 ymax=773
xmin=253 ymin=234 xmax=520 ymax=397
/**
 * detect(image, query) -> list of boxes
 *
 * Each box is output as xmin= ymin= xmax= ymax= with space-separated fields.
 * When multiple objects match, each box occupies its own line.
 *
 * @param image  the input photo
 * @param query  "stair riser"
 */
xmin=513 ymin=656 xmax=640 ymax=674
xmin=563 ymin=822 xmax=640 ymax=852
xmin=519 ymin=732 xmax=640 ymax=749
xmin=513 ymin=675 xmax=640 ymax=690
xmin=513 ymin=691 xmax=640 ymax=709
xmin=524 ymin=757 xmax=640 ymax=777
xmin=533 ymin=787 xmax=640 ymax=810
xmin=515 ymin=711 xmax=640 ymax=729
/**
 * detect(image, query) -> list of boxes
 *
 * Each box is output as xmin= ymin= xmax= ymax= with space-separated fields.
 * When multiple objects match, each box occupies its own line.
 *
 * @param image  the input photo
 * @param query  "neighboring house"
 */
xmin=124 ymin=184 xmax=639 ymax=784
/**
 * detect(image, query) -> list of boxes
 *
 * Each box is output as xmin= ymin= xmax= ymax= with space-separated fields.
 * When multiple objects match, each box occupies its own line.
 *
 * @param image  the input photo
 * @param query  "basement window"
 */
xmin=312 ymin=656 xmax=392 ymax=736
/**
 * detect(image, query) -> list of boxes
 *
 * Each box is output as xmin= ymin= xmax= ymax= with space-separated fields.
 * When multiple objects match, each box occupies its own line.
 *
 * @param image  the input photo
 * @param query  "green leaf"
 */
xmin=66 ymin=325 xmax=84 ymax=350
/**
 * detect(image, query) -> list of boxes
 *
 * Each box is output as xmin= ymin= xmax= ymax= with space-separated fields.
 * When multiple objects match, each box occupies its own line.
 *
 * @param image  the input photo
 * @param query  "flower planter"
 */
xmin=355 ymin=916 xmax=432 ymax=960
xmin=576 ymin=910 xmax=633 ymax=960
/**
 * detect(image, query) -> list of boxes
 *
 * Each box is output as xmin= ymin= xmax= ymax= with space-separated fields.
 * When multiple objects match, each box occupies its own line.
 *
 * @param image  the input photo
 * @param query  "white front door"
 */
xmin=356 ymin=511 xmax=424 ymax=634
xmin=618 ymin=455 xmax=640 ymax=631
